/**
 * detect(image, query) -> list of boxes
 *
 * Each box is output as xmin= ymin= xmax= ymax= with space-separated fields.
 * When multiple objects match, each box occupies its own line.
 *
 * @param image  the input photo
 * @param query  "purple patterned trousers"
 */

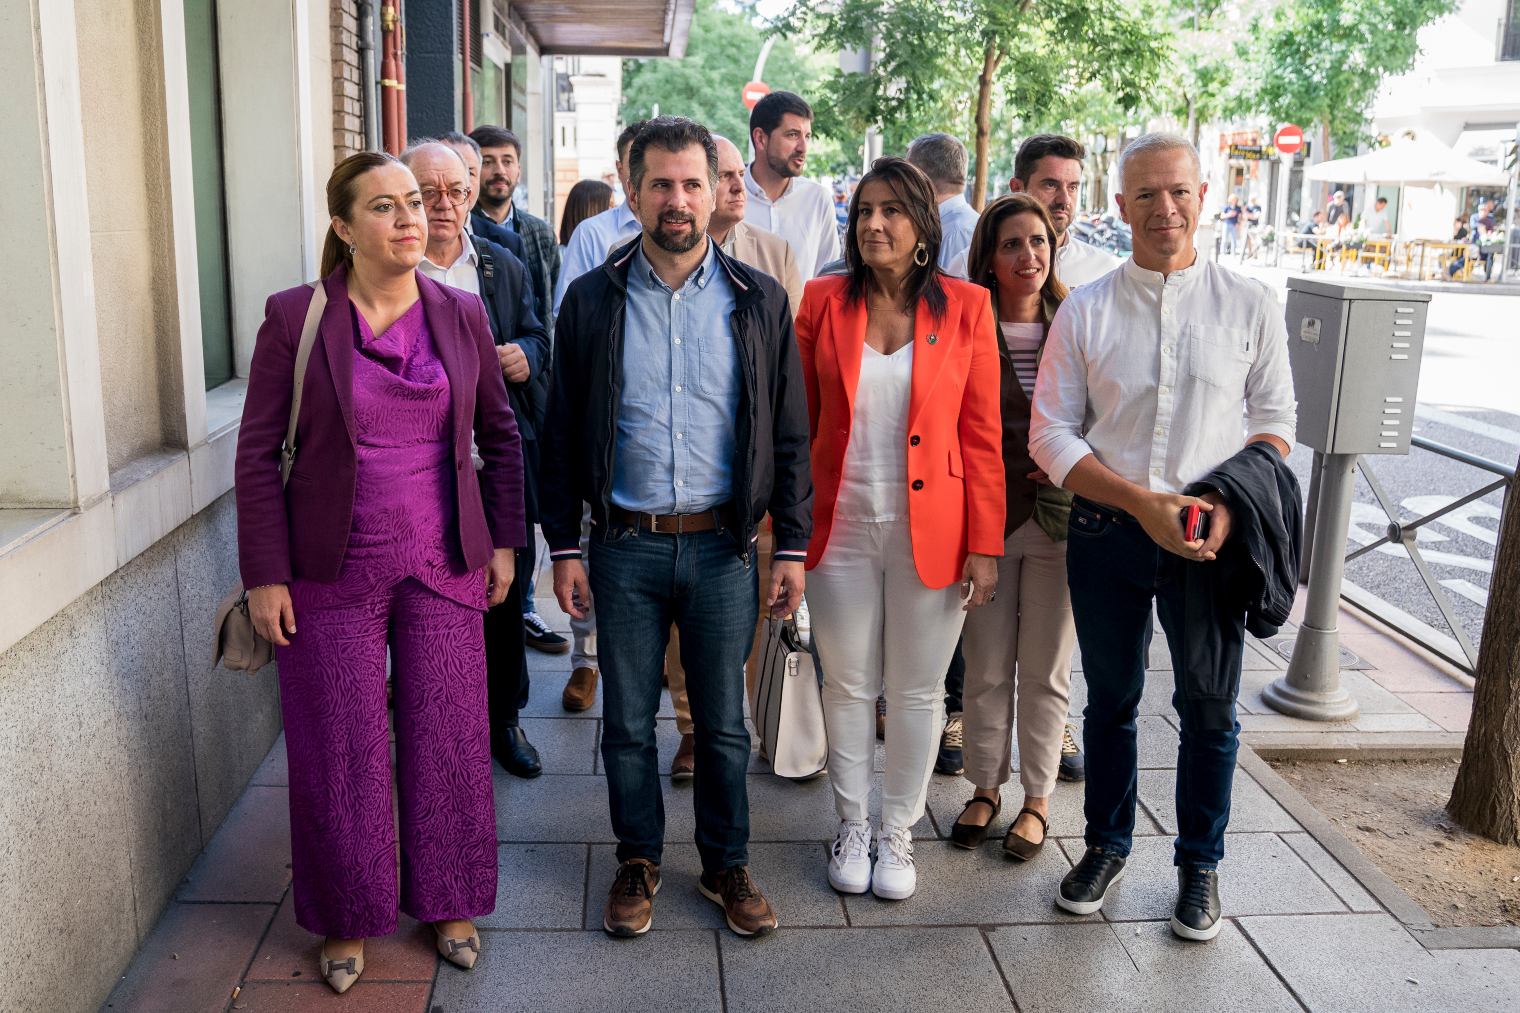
xmin=276 ymin=576 xmax=497 ymax=938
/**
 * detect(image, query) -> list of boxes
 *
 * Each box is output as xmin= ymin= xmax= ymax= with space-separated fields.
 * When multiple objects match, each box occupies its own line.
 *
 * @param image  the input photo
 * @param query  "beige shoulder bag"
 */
xmin=213 ymin=282 xmax=327 ymax=671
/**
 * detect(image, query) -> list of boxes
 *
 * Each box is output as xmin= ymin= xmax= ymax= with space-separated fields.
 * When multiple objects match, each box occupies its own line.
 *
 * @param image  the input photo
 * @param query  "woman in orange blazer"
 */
xmin=795 ymin=157 xmax=1004 ymax=901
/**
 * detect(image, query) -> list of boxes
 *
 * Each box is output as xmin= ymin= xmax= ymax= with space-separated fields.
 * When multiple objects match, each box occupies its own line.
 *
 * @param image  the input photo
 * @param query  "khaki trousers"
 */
xmin=960 ymin=518 xmax=1077 ymax=797
xmin=668 ymin=528 xmax=772 ymax=735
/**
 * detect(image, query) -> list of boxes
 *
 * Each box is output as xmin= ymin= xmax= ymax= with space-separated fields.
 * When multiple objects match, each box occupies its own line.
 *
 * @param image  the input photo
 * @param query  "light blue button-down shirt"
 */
xmin=938 ymin=193 xmax=980 ymax=270
xmin=611 ymin=239 xmax=740 ymax=515
xmin=554 ymin=202 xmax=642 ymax=315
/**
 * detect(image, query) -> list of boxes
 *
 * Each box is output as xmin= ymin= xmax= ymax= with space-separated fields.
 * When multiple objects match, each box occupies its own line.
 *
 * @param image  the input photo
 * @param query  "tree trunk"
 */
xmin=971 ymin=42 xmax=1002 ymax=211
xmin=1185 ymin=93 xmax=1199 ymax=152
xmin=1319 ymin=121 xmax=1334 ymax=211
xmin=1447 ymin=452 xmax=1520 ymax=845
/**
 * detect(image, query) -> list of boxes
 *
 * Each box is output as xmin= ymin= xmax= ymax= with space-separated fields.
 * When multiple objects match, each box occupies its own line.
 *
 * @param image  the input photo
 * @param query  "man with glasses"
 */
xmin=401 ymin=140 xmax=550 ymax=780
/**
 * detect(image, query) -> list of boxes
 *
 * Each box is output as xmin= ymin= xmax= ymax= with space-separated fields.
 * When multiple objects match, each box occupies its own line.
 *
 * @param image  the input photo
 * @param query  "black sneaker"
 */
xmin=935 ymin=715 xmax=964 ymax=775
xmin=1058 ymin=723 xmax=1085 ymax=782
xmin=1056 ymin=847 xmax=1126 ymax=915
xmin=1171 ymin=866 xmax=1222 ymax=941
xmin=524 ymin=611 xmax=569 ymax=654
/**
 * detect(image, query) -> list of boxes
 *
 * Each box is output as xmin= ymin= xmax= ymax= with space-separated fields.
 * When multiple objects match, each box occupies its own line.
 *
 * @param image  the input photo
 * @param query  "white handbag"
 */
xmin=751 ymin=599 xmax=828 ymax=779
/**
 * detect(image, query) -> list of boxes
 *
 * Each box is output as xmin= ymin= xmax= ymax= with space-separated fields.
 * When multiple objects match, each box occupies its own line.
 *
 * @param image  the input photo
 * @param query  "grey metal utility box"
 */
xmin=1285 ymin=278 xmax=1431 ymax=455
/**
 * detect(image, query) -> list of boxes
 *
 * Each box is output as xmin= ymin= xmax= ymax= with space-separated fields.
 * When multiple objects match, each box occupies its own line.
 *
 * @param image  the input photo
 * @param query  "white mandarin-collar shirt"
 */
xmin=944 ymin=232 xmax=1120 ymax=286
xmin=554 ymin=201 xmax=641 ymax=314
xmin=937 ymin=193 xmax=980 ymax=271
xmin=418 ymin=233 xmax=480 ymax=296
xmin=742 ymin=168 xmax=841 ymax=280
xmin=1029 ymin=255 xmax=1297 ymax=495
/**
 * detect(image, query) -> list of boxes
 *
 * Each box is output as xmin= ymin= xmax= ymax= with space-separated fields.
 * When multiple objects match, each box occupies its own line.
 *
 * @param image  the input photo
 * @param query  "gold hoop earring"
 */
xmin=913 ymin=242 xmax=930 ymax=268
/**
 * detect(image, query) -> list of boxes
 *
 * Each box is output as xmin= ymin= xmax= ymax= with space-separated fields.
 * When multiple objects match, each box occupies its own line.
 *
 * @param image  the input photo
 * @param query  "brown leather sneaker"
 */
xmin=670 ymin=733 xmax=696 ymax=781
xmin=698 ymin=866 xmax=778 ymax=937
xmin=562 ymin=666 xmax=598 ymax=712
xmin=603 ymin=859 xmax=660 ymax=937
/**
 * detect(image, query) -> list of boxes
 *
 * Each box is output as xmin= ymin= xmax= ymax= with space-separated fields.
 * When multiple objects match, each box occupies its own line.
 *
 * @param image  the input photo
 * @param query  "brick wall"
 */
xmin=331 ymin=0 xmax=365 ymax=159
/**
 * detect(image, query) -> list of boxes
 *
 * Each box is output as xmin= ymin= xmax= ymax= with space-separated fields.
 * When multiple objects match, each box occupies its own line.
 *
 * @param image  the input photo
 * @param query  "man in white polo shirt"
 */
xmin=1029 ymin=132 xmax=1296 ymax=943
xmin=948 ymin=134 xmax=1119 ymax=289
xmin=743 ymin=91 xmax=840 ymax=280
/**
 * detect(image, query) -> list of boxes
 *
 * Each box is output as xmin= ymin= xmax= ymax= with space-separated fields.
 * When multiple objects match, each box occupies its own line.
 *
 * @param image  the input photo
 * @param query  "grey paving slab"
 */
xmin=495 ymin=773 xmax=617 ymax=842
xmin=519 ymin=664 xmax=679 ymax=720
xmin=1059 ymin=833 xmax=1345 ymax=922
xmin=477 ymin=843 xmax=588 ymax=929
xmin=988 ymin=920 xmax=1301 ymax=1013
xmin=1137 ymin=768 xmax=1302 ymax=835
xmin=842 ymin=835 xmax=1091 ymax=926
xmin=1242 ymin=639 xmax=1288 ymax=671
xmin=1239 ymin=913 xmax=1520 ymax=1013
xmin=1138 ymin=714 xmax=1182 ymax=768
xmin=513 ymin=716 xmax=600 ymax=774
xmin=250 ymin=733 xmax=288 ymax=787
xmin=434 ymin=929 xmax=723 ymax=1013
xmin=1278 ymin=832 xmax=1383 ymax=913
xmin=1066 ymin=669 xmax=1177 ymax=718
xmin=585 ymin=842 xmax=847 ymax=930
xmin=719 ymin=927 xmax=1013 ymax=1013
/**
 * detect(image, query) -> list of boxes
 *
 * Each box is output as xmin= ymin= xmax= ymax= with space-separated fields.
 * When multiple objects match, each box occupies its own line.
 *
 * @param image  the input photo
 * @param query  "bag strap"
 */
xmin=279 ymin=281 xmax=327 ymax=484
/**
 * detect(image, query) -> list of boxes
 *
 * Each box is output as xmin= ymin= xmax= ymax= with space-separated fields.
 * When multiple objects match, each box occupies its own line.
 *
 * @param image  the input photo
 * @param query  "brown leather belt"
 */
xmin=609 ymin=504 xmax=736 ymax=534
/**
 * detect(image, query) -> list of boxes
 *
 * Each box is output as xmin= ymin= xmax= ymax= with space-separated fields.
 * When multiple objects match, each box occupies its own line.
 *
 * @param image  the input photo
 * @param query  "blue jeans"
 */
xmin=1065 ymin=498 xmax=1244 ymax=868
xmin=589 ymin=523 xmax=757 ymax=872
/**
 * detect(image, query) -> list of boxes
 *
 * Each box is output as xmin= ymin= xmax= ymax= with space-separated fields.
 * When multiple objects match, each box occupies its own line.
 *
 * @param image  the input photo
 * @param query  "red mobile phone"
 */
xmin=1183 ymin=504 xmax=1205 ymax=542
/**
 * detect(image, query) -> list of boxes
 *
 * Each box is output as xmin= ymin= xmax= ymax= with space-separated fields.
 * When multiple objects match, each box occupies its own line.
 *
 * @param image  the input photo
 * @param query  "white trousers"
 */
xmin=808 ymin=518 xmax=967 ymax=829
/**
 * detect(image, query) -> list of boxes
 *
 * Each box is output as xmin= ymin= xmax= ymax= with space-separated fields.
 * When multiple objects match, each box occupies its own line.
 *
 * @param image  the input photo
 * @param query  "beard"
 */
xmin=764 ymin=148 xmax=802 ymax=179
xmin=650 ymin=212 xmax=705 ymax=253
xmin=478 ymin=175 xmax=514 ymax=208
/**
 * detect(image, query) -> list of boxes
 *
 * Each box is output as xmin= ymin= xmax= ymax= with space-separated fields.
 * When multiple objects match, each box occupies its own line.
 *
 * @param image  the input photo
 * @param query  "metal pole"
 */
xmin=1273 ymin=151 xmax=1293 ymax=267
xmin=1501 ymin=122 xmax=1519 ymax=281
xmin=1264 ymin=452 xmax=1361 ymax=720
xmin=1299 ymin=450 xmax=1323 ymax=584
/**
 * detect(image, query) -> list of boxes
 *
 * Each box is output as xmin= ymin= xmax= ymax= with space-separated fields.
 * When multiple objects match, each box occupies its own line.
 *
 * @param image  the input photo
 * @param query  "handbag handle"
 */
xmin=279 ymin=281 xmax=327 ymax=485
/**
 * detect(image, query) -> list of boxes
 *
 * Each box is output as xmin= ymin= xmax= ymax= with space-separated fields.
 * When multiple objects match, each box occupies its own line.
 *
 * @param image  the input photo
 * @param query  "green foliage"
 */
xmin=620 ymin=0 xmax=825 ymax=149
xmin=1246 ymin=0 xmax=1457 ymax=155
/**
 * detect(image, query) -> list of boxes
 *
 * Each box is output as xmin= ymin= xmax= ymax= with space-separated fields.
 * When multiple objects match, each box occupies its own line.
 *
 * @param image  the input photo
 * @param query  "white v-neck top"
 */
xmin=835 ymin=342 xmax=914 ymax=522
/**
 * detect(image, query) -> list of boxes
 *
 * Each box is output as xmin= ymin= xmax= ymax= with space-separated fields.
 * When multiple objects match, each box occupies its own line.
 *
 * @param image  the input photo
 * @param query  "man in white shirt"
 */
xmin=1363 ymin=196 xmax=1392 ymax=237
xmin=1029 ymin=133 xmax=1296 ymax=942
xmin=947 ymin=134 xmax=1119 ymax=290
xmin=906 ymin=133 xmax=979 ymax=271
xmin=553 ymin=121 xmax=648 ymax=316
xmin=743 ymin=91 xmax=841 ymax=280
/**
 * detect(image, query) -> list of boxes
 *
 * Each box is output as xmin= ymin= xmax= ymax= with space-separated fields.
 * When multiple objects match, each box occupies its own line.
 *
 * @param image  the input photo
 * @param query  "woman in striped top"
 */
xmin=948 ymin=193 xmax=1078 ymax=861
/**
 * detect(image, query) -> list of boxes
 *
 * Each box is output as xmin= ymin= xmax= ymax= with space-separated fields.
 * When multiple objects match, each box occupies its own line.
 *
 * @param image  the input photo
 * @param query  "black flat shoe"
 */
xmin=948 ymin=795 xmax=1001 ymax=849
xmin=493 ymin=725 xmax=542 ymax=778
xmin=1002 ymin=807 xmax=1049 ymax=862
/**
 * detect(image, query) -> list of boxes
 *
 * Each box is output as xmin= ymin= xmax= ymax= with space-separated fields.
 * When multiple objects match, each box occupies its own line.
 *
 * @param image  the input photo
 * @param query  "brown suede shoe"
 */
xmin=698 ymin=866 xmax=778 ymax=937
xmin=603 ymin=859 xmax=660 ymax=937
xmin=562 ymin=666 xmax=598 ymax=712
xmin=670 ymin=733 xmax=696 ymax=781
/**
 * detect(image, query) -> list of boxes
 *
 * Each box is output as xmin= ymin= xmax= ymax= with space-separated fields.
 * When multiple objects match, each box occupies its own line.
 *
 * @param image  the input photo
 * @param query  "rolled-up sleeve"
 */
xmin=1244 ymin=283 xmax=1298 ymax=447
xmin=1029 ymin=300 xmax=1095 ymax=488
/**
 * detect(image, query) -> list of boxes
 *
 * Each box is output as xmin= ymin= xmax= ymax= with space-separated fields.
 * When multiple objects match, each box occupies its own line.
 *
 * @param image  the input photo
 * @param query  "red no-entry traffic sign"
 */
xmin=1274 ymin=124 xmax=1304 ymax=156
xmin=742 ymin=80 xmax=771 ymax=110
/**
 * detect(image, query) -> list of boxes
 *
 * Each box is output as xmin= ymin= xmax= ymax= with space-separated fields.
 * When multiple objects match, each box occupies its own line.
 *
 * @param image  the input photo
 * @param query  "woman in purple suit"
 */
xmin=235 ymin=152 xmax=524 ymax=993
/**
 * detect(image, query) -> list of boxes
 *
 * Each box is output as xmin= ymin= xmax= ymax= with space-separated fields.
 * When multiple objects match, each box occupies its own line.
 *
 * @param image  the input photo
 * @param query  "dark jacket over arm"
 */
xmin=469 ymin=234 xmax=550 ymax=437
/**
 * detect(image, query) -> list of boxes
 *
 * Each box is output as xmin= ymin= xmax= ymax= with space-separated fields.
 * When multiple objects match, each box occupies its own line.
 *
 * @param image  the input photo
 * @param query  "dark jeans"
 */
xmin=484 ymin=545 xmax=534 ymax=728
xmin=1066 ymin=498 xmax=1245 ymax=868
xmin=589 ymin=523 xmax=757 ymax=873
xmin=944 ymin=640 xmax=965 ymax=714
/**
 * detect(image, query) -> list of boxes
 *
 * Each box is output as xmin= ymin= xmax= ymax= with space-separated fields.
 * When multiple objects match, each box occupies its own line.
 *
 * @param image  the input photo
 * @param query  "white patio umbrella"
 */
xmin=1306 ymin=133 xmax=1508 ymax=188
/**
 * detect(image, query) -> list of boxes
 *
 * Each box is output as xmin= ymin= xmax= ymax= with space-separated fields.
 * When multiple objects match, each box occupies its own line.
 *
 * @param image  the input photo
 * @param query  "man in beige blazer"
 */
xmin=660 ymin=135 xmax=802 ymax=781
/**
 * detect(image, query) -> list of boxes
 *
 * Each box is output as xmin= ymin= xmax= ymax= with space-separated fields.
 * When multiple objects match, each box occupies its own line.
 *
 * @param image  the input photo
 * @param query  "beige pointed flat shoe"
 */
xmin=434 ymin=924 xmax=481 ymax=970
xmin=319 ymin=941 xmax=365 ymax=994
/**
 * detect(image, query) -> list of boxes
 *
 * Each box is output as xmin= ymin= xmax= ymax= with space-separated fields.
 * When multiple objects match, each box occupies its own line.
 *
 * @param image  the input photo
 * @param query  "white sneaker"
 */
xmin=872 ymin=824 xmax=916 ymax=900
xmin=828 ymin=819 xmax=873 ymax=894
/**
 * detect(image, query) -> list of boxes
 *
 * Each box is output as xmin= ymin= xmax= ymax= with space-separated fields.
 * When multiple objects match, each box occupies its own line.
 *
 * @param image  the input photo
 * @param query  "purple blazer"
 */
xmin=235 ymin=266 xmax=526 ymax=590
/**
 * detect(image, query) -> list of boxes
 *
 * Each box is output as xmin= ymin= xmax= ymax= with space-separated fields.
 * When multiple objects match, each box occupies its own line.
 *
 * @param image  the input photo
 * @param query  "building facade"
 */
xmin=0 ymin=2 xmax=688 ymax=1010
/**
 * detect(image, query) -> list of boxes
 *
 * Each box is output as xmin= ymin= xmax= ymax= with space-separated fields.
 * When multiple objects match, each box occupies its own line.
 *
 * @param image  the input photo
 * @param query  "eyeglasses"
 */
xmin=420 ymin=185 xmax=472 ymax=208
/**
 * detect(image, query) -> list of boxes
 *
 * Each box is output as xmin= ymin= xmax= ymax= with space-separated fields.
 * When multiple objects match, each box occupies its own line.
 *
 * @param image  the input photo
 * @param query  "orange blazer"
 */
xmin=795 ymin=273 xmax=1005 ymax=589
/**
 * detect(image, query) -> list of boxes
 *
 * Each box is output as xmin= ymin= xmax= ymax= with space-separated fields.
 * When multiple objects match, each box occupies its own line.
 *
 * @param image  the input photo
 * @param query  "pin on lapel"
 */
xmin=926 ymin=333 xmax=938 ymax=345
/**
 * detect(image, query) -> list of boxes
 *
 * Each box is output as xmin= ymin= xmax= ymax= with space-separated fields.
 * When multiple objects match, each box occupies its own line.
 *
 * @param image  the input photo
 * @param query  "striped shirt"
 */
xmin=1001 ymin=321 xmax=1044 ymax=397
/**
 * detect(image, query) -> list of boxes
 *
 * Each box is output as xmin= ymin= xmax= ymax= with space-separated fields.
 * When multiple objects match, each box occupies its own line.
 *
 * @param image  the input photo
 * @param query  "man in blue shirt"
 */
xmin=542 ymin=117 xmax=813 ymax=940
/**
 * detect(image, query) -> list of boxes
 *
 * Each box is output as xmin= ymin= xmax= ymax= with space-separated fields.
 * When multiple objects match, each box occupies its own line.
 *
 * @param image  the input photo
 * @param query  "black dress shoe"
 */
xmin=493 ymin=725 xmax=542 ymax=778
xmin=1055 ymin=847 xmax=1126 ymax=915
xmin=1171 ymin=866 xmax=1222 ymax=941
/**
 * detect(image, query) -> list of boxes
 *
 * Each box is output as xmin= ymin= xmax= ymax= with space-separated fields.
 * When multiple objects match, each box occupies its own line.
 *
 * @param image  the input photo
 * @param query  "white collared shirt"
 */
xmin=742 ymin=168 xmax=841 ymax=280
xmin=1029 ymin=256 xmax=1297 ymax=495
xmin=937 ymin=193 xmax=980 ymax=271
xmin=944 ymin=233 xmax=1119 ymax=286
xmin=418 ymin=234 xmax=480 ymax=296
xmin=554 ymin=202 xmax=642 ymax=314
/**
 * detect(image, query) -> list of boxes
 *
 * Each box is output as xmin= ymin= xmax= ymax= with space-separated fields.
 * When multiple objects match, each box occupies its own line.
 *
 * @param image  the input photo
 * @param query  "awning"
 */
xmin=511 ymin=0 xmax=696 ymax=57
xmin=1307 ymin=133 xmax=1509 ymax=188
